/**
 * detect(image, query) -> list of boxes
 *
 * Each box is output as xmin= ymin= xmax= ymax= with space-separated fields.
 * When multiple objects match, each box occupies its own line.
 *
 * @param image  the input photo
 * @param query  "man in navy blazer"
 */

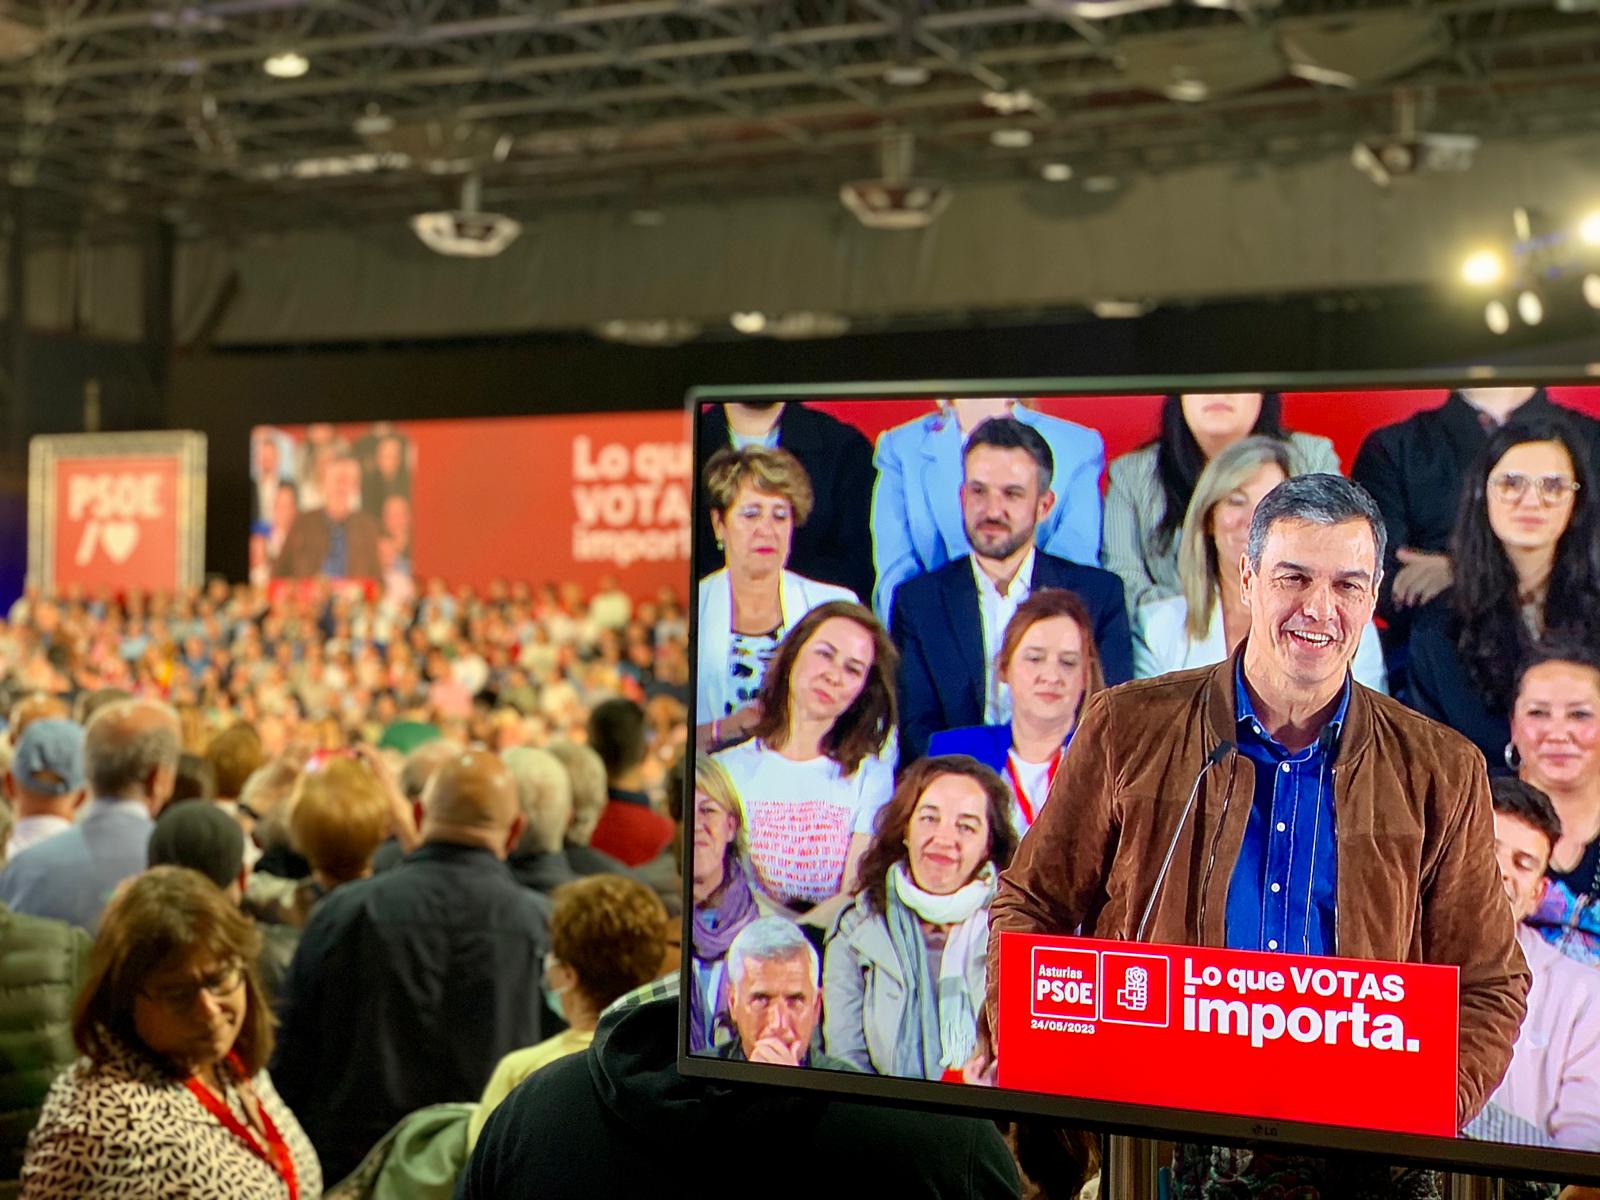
xmin=891 ymin=418 xmax=1131 ymax=765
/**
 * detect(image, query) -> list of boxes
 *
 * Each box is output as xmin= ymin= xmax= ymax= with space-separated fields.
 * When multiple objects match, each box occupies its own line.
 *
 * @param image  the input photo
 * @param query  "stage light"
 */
xmin=1585 ymin=274 xmax=1600 ymax=310
xmin=990 ymin=128 xmax=1033 ymax=149
xmin=730 ymin=312 xmax=767 ymax=334
xmin=1485 ymin=300 xmax=1510 ymax=335
xmin=1517 ymin=290 xmax=1544 ymax=326
xmin=263 ymin=51 xmax=309 ymax=78
xmin=1460 ymin=250 xmax=1505 ymax=287
xmin=1581 ymin=211 xmax=1600 ymax=246
xmin=1040 ymin=162 xmax=1073 ymax=182
xmin=883 ymin=63 xmax=930 ymax=87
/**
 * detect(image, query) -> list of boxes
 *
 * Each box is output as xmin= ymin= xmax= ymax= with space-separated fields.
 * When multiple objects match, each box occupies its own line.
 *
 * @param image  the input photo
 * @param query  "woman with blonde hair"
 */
xmin=1131 ymin=436 xmax=1388 ymax=691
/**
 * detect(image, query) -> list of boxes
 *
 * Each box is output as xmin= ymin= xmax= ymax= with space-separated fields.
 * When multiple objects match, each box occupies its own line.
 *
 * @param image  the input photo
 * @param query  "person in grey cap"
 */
xmin=3 ymin=719 xmax=85 ymax=860
xmin=147 ymin=800 xmax=248 ymax=904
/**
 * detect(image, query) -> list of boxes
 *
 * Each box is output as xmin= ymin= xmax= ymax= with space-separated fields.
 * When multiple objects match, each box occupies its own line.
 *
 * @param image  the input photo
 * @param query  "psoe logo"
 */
xmin=1101 ymin=952 xmax=1170 ymax=1028
xmin=1030 ymin=947 xmax=1099 ymax=1022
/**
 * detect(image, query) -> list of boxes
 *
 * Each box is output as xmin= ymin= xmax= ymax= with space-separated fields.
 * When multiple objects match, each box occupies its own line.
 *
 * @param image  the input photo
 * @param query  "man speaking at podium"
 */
xmin=987 ymin=474 xmax=1529 ymax=1142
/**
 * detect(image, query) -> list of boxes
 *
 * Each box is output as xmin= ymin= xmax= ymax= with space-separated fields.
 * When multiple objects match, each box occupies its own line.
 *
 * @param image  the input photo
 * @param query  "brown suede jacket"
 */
xmin=986 ymin=649 xmax=1530 ymax=1129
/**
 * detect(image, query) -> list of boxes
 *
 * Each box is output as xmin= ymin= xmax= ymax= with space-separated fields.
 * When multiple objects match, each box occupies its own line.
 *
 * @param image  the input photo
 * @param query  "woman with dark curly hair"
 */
xmin=821 ymin=755 xmax=1018 ymax=1081
xmin=1407 ymin=417 xmax=1600 ymax=762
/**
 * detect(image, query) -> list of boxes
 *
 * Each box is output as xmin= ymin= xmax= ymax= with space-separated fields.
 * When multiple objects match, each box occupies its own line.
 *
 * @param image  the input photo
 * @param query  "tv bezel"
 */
xmin=678 ymin=367 xmax=1600 ymax=1185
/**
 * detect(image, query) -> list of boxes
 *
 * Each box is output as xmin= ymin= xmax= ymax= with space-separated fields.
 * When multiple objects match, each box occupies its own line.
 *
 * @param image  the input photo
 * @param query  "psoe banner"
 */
xmin=29 ymin=432 xmax=208 ymax=594
xmin=996 ymin=932 xmax=1459 ymax=1138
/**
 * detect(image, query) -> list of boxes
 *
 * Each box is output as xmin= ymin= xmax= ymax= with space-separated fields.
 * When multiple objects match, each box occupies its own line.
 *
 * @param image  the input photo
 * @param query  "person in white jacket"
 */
xmin=1132 ymin=436 xmax=1387 ymax=692
xmin=696 ymin=445 xmax=855 ymax=750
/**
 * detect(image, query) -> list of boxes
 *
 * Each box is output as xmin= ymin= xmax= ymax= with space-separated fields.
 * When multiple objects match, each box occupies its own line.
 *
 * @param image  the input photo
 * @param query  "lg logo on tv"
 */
xmin=1030 ymin=947 xmax=1170 ymax=1030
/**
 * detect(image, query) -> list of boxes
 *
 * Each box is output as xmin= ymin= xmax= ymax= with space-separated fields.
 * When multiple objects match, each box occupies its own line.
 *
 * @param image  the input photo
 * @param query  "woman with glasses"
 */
xmin=22 ymin=866 xmax=321 ymax=1198
xmin=1408 ymin=417 xmax=1600 ymax=762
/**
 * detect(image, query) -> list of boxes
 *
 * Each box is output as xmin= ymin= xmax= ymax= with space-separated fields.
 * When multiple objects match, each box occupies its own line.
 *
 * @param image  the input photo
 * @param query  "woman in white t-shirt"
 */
xmin=714 ymin=600 xmax=897 ymax=929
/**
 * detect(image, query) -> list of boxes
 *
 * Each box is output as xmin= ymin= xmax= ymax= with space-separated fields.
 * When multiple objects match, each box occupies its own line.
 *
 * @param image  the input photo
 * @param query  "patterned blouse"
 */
xmin=21 ymin=1036 xmax=323 ymax=1199
xmin=725 ymin=627 xmax=781 ymax=716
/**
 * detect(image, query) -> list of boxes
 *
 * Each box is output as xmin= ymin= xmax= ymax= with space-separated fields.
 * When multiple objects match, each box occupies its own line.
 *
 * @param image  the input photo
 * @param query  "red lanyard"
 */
xmin=1004 ymin=749 xmax=1063 ymax=828
xmin=184 ymin=1053 xmax=299 ymax=1200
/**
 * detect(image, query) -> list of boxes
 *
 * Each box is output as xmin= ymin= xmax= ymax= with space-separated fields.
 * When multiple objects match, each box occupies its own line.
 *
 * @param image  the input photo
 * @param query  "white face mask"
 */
xmin=543 ymin=952 xmax=568 ymax=1023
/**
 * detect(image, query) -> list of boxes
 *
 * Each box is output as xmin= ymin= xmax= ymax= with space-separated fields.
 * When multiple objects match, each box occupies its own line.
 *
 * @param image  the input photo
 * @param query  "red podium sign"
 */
xmin=996 ymin=933 xmax=1459 ymax=1137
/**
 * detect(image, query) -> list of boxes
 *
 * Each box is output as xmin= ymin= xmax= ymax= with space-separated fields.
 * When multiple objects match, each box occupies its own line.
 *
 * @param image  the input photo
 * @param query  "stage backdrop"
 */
xmin=251 ymin=412 xmax=692 ymax=598
xmin=29 ymin=432 xmax=208 ymax=594
xmin=254 ymin=389 xmax=1600 ymax=597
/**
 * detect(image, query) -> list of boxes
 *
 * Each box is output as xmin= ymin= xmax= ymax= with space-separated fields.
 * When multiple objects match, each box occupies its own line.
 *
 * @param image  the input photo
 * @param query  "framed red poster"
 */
xmin=29 ymin=432 xmax=207 ymax=593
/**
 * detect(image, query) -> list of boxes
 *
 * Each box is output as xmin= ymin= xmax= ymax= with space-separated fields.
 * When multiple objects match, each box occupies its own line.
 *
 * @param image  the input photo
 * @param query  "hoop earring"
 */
xmin=1504 ymin=742 xmax=1522 ymax=771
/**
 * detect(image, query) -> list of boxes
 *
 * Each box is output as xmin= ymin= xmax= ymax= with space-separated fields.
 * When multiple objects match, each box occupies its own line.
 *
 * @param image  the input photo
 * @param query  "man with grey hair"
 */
xmin=503 ymin=746 xmax=580 ymax=895
xmin=988 ymin=474 xmax=1528 ymax=1167
xmin=0 ymin=699 xmax=180 ymax=931
xmin=719 ymin=916 xmax=853 ymax=1070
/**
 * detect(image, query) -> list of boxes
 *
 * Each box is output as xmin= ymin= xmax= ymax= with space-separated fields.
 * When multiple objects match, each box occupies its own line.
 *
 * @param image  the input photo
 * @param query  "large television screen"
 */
xmin=680 ymin=372 xmax=1600 ymax=1182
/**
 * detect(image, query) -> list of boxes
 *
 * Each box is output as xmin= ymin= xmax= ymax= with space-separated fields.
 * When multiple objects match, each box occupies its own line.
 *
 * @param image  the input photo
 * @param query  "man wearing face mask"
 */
xmin=271 ymin=751 xmax=552 ymax=1184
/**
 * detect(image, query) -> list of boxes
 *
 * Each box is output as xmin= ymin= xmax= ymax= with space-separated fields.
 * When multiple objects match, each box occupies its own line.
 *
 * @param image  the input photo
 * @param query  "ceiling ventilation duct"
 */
xmin=840 ymin=127 xmax=951 ymax=231
xmin=1115 ymin=28 xmax=1285 ymax=102
xmin=1280 ymin=13 xmax=1449 ymax=88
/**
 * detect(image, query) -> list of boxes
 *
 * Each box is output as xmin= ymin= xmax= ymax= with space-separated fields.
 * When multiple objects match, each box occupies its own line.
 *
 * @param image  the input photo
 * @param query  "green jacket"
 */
xmin=0 ymin=903 xmax=89 ymax=1198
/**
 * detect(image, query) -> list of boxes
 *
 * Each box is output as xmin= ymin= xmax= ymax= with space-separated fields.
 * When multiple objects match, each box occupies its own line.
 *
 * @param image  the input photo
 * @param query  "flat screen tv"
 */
xmin=679 ymin=370 xmax=1600 ymax=1184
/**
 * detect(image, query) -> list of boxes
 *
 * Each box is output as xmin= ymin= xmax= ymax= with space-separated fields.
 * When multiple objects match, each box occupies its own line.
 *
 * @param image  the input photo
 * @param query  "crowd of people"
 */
xmin=4 ymin=387 xmax=1600 ymax=1199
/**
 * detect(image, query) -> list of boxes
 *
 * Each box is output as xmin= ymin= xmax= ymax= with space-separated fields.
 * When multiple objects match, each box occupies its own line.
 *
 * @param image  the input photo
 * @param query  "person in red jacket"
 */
xmin=587 ymin=699 xmax=674 ymax=868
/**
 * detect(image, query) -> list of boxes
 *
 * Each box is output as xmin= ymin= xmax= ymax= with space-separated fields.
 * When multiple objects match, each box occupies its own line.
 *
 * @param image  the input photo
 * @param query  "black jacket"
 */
xmin=694 ymin=402 xmax=877 ymax=601
xmin=457 ymin=998 xmax=1020 ymax=1200
xmin=890 ymin=550 xmax=1132 ymax=763
xmin=1351 ymin=390 xmax=1600 ymax=627
xmin=271 ymin=842 xmax=552 ymax=1184
xmin=1404 ymin=599 xmax=1508 ymax=767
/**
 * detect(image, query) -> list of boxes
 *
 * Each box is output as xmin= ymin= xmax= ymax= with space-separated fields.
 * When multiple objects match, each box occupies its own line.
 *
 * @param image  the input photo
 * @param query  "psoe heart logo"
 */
xmin=65 ymin=471 xmax=164 ymax=566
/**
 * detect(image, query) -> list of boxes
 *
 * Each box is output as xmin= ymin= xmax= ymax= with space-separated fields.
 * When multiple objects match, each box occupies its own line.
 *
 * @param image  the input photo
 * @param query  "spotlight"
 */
xmin=1517 ymin=290 xmax=1544 ymax=326
xmin=1585 ymin=274 xmax=1600 ymax=310
xmin=263 ymin=51 xmax=309 ymax=78
xmin=730 ymin=312 xmax=767 ymax=334
xmin=1040 ymin=162 xmax=1073 ymax=183
xmin=1485 ymin=300 xmax=1510 ymax=335
xmin=1581 ymin=211 xmax=1600 ymax=246
xmin=990 ymin=128 xmax=1033 ymax=149
xmin=1460 ymin=250 xmax=1505 ymax=287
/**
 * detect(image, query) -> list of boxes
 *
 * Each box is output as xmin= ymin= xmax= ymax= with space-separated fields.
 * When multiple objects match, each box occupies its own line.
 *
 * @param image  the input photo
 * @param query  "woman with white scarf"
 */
xmin=821 ymin=756 xmax=1019 ymax=1080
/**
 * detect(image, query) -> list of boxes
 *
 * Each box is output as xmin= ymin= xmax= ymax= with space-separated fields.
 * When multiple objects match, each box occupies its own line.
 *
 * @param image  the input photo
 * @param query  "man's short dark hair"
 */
xmin=588 ymin=699 xmax=646 ymax=778
xmin=962 ymin=416 xmax=1054 ymax=493
xmin=1491 ymin=776 xmax=1562 ymax=854
xmin=1245 ymin=473 xmax=1388 ymax=584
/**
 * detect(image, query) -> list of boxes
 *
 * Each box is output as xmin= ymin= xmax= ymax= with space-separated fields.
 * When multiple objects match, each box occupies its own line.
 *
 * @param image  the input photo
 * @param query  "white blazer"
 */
xmin=1131 ymin=592 xmax=1389 ymax=694
xmin=696 ymin=567 xmax=857 ymax=719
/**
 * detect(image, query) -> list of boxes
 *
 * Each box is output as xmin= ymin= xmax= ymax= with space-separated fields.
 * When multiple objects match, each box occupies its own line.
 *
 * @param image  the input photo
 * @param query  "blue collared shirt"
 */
xmin=1225 ymin=662 xmax=1348 ymax=955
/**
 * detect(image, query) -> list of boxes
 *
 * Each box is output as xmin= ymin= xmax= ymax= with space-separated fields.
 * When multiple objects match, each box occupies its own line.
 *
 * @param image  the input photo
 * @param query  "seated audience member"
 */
xmin=271 ymin=750 xmax=552 ymax=1184
xmin=172 ymin=753 xmax=218 ymax=804
xmin=695 ymin=402 xmax=877 ymax=601
xmin=547 ymin=740 xmax=637 ymax=879
xmin=0 ymin=897 xmax=88 ymax=1191
xmin=273 ymin=450 xmax=382 ymax=580
xmin=891 ymin=416 xmax=1130 ymax=764
xmin=1483 ymin=778 xmax=1600 ymax=1149
xmin=1409 ymin=418 xmax=1600 ymax=763
xmin=1353 ymin=386 xmax=1600 ymax=631
xmin=2 ymin=719 xmax=84 ymax=860
xmin=1131 ymin=439 xmax=1388 ymax=690
xmin=696 ymin=446 xmax=856 ymax=750
xmin=7 ymin=694 xmax=68 ymax=745
xmin=1102 ymin=392 xmax=1338 ymax=614
xmin=468 ymin=875 xmax=667 ymax=1150
xmin=587 ymin=699 xmax=674 ymax=868
xmin=458 ymin=997 xmax=1020 ymax=1200
xmin=721 ymin=916 xmax=851 ymax=1069
xmin=147 ymin=799 xmax=248 ymax=903
xmin=687 ymin=754 xmax=770 ymax=1052
xmin=1507 ymin=645 xmax=1600 ymax=963
xmin=20 ymin=867 xmax=322 ymax=1199
xmin=927 ymin=590 xmax=1103 ymax=834
xmin=823 ymin=756 xmax=1018 ymax=1079
xmin=872 ymin=397 xmax=1104 ymax=620
xmin=371 ymin=737 xmax=457 ymax=873
xmin=713 ymin=601 xmax=896 ymax=928
xmin=502 ymin=746 xmax=579 ymax=894
xmin=0 ymin=700 xmax=180 ymax=931
xmin=71 ymin=686 xmax=130 ymax=729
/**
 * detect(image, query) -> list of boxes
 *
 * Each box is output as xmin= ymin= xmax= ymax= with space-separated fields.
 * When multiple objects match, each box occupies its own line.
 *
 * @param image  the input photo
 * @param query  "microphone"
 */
xmin=1134 ymin=739 xmax=1235 ymax=943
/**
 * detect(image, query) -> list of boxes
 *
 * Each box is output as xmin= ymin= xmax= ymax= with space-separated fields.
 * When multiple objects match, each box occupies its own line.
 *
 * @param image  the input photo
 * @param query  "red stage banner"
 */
xmin=996 ymin=932 xmax=1460 ymax=1138
xmin=30 ymin=433 xmax=207 ymax=594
